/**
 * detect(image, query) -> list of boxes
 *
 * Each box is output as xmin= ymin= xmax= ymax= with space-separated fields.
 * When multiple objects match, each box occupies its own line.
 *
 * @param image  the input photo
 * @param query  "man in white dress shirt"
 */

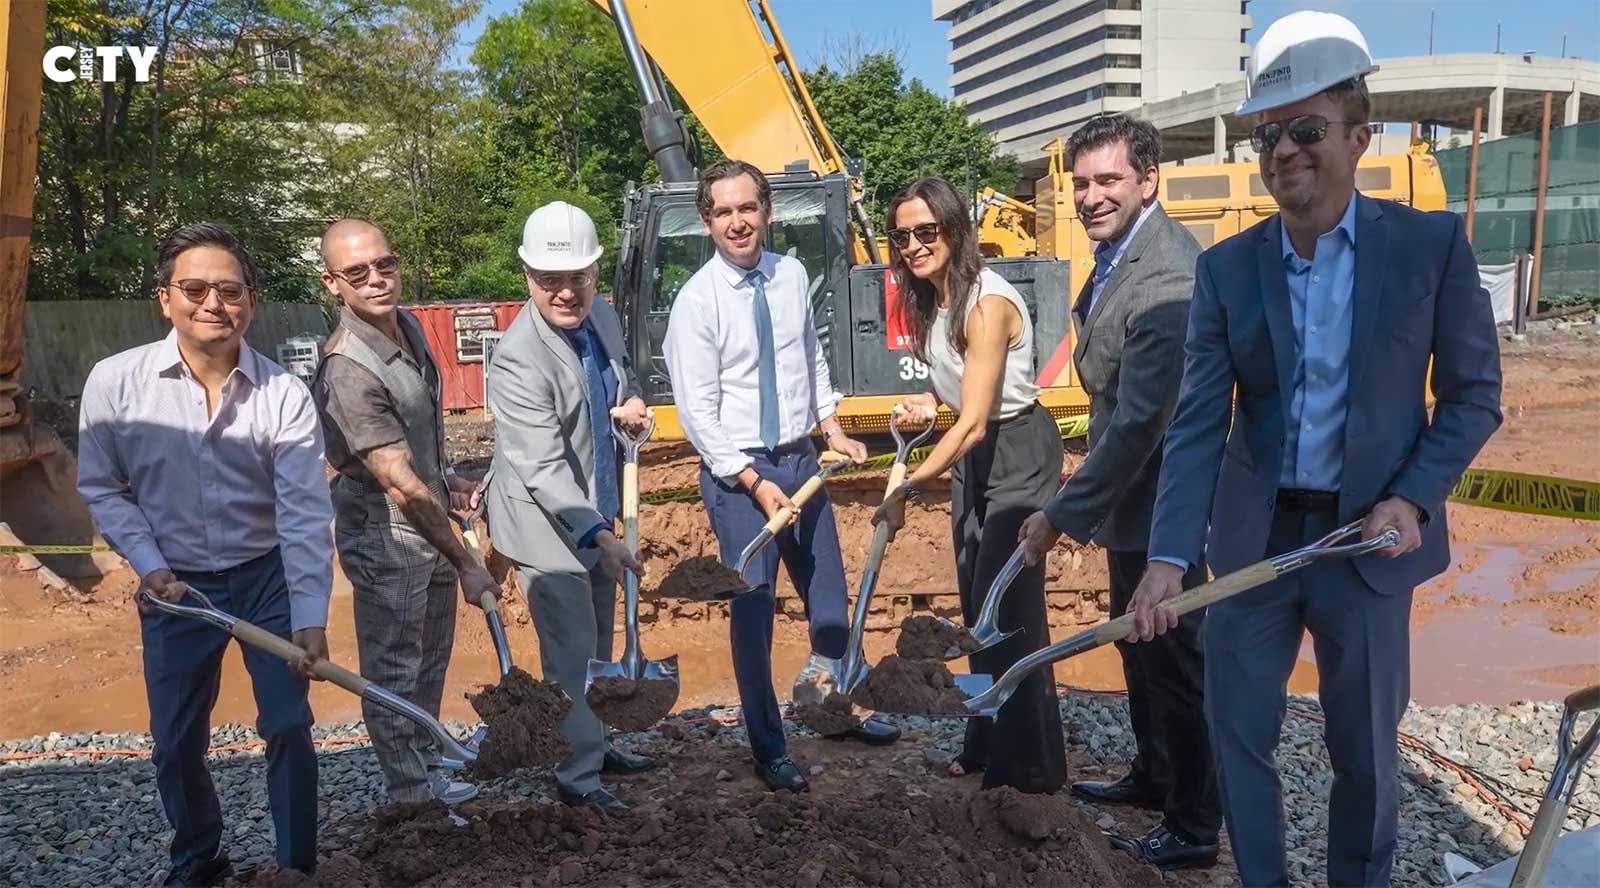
xmin=663 ymin=159 xmax=899 ymax=793
xmin=76 ymin=222 xmax=334 ymax=886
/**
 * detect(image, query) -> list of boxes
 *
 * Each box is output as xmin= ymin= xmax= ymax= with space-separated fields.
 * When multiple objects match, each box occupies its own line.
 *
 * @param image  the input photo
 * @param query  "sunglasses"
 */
xmin=886 ymin=222 xmax=941 ymax=250
xmin=167 ymin=279 xmax=251 ymax=305
xmin=531 ymin=269 xmax=598 ymax=292
xmin=1249 ymin=114 xmax=1363 ymax=154
xmin=329 ymin=254 xmax=400 ymax=286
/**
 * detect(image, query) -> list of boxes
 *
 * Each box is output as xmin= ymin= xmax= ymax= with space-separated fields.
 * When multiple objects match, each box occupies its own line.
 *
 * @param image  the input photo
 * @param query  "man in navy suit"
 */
xmin=1129 ymin=11 xmax=1503 ymax=887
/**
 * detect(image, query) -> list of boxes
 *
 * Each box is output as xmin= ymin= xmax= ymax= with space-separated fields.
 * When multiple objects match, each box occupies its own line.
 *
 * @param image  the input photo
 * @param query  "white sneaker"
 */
xmin=428 ymin=769 xmax=480 ymax=805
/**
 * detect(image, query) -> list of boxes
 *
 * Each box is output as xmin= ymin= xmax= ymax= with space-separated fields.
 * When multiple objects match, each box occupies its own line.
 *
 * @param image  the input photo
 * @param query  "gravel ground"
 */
xmin=2 ymin=693 xmax=1595 ymax=888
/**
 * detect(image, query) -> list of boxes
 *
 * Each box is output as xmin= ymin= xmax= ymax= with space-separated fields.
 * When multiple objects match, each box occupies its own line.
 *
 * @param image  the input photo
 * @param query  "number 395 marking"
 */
xmin=898 ymin=356 xmax=930 ymax=381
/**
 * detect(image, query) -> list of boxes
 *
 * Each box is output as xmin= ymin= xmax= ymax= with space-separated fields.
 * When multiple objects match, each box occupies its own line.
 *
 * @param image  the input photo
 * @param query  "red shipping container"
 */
xmin=403 ymin=301 xmax=525 ymax=411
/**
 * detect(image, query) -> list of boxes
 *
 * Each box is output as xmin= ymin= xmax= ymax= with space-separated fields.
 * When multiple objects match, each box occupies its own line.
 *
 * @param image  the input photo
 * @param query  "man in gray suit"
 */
xmin=483 ymin=201 xmax=656 ymax=813
xmin=1131 ymin=13 xmax=1502 ymax=886
xmin=1017 ymin=114 xmax=1220 ymax=869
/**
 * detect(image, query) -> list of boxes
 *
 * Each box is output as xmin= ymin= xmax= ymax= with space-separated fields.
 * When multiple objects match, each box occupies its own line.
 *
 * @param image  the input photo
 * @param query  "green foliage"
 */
xmin=804 ymin=53 xmax=1018 ymax=223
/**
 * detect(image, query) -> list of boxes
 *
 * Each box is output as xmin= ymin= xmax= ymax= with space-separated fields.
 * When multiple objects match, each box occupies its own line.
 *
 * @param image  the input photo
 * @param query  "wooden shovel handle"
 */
xmin=1088 ymin=560 xmax=1280 ymax=646
xmin=230 ymin=620 xmax=372 ymax=696
xmin=457 ymin=525 xmax=500 ymax=615
xmin=758 ymin=451 xmax=848 ymax=535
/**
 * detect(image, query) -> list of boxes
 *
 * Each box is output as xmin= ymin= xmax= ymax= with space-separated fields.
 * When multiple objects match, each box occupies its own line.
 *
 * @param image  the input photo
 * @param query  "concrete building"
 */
xmin=935 ymin=0 xmax=1252 ymax=162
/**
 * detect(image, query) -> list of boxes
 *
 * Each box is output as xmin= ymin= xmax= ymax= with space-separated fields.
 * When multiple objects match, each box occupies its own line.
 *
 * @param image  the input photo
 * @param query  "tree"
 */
xmin=30 ymin=0 xmax=391 ymax=302
xmin=804 ymin=53 xmax=1019 ymax=222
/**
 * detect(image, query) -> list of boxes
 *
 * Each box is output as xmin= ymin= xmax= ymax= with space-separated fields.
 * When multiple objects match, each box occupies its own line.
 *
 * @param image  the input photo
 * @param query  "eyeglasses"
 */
xmin=1250 ymin=114 xmax=1363 ymax=154
xmin=329 ymin=254 xmax=400 ymax=286
xmin=167 ymin=279 xmax=251 ymax=304
xmin=531 ymin=270 xmax=597 ymax=292
xmin=886 ymin=223 xmax=941 ymax=250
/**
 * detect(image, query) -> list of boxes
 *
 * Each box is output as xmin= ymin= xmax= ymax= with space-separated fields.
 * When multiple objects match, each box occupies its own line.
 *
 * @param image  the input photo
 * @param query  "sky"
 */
xmin=454 ymin=0 xmax=1597 ymax=97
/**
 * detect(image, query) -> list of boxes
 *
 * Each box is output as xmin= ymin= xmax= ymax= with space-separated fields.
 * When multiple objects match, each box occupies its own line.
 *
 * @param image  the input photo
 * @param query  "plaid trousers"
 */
xmin=337 ymin=498 xmax=458 ymax=803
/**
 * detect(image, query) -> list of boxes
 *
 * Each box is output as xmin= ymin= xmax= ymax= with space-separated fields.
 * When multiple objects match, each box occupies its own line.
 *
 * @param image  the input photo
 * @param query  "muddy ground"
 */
xmin=2 ymin=329 xmax=1597 ymax=740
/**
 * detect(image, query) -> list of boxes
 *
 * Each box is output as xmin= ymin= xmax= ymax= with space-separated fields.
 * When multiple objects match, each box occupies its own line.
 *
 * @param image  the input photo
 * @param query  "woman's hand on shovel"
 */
xmin=872 ymin=485 xmax=909 ymax=542
xmin=288 ymin=628 xmax=329 ymax=681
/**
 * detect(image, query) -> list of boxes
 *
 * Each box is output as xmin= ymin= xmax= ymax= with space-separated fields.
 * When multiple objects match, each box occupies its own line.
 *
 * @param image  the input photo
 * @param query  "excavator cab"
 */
xmin=613 ymin=172 xmax=855 ymax=418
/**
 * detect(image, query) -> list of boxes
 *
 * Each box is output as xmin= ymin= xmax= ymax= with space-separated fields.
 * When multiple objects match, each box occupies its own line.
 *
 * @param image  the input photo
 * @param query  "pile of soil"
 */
xmin=848 ymin=655 xmax=970 ymax=716
xmin=344 ymin=750 xmax=1161 ymax=887
xmin=464 ymin=666 xmax=573 ymax=778
xmin=228 ymin=854 xmax=374 ymax=887
xmin=794 ymin=691 xmax=864 ymax=735
xmin=584 ymin=675 xmax=679 ymax=732
xmin=896 ymin=614 xmax=981 ymax=660
xmin=652 ymin=555 xmax=747 ymax=600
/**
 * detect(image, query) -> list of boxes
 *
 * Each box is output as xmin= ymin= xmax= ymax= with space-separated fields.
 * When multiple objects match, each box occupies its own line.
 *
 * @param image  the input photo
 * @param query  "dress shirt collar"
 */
xmin=154 ymin=328 xmax=261 ymax=387
xmin=339 ymin=305 xmax=406 ymax=364
xmin=713 ymin=249 xmax=779 ymax=289
xmin=1094 ymin=199 xmax=1159 ymax=265
xmin=1282 ymin=191 xmax=1358 ymax=266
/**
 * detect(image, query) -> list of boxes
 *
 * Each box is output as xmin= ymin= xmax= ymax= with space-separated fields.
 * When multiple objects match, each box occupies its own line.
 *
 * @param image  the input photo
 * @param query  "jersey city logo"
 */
xmin=43 ymin=46 xmax=159 ymax=84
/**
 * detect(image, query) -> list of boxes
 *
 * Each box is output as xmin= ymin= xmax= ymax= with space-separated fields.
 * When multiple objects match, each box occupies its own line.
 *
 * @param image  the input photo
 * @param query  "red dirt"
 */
xmin=464 ymin=666 xmax=573 ymax=778
xmin=345 ymin=739 xmax=1162 ymax=888
xmin=896 ymin=614 xmax=981 ymax=660
xmin=795 ymin=692 xmax=864 ymax=735
xmin=848 ymin=655 xmax=971 ymax=716
xmin=583 ymin=675 xmax=679 ymax=732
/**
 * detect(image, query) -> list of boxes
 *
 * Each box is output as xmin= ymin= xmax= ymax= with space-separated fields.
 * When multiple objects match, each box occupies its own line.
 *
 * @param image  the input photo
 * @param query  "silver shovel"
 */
xmin=583 ymin=408 xmax=680 ymax=729
xmin=793 ymin=408 xmax=935 ymax=709
xmin=710 ymin=450 xmax=854 ymax=600
xmin=449 ymin=505 xmax=512 ymax=754
xmin=138 ymin=587 xmax=479 ymax=769
xmin=948 ymin=519 xmax=1402 ymax=719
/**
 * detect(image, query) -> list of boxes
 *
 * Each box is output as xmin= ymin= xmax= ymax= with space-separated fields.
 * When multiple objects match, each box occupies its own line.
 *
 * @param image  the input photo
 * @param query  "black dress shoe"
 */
xmin=755 ymin=756 xmax=810 ymax=792
xmin=162 ymin=849 xmax=233 ymax=887
xmin=601 ymin=748 xmax=658 ymax=774
xmin=826 ymin=716 xmax=901 ymax=746
xmin=1108 ymin=824 xmax=1220 ymax=871
xmin=1069 ymin=773 xmax=1163 ymax=810
xmin=557 ymin=785 xmax=629 ymax=813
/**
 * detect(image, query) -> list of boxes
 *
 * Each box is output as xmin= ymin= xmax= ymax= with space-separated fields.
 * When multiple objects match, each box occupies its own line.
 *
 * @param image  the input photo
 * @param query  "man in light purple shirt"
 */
xmin=76 ymin=222 xmax=334 ymax=886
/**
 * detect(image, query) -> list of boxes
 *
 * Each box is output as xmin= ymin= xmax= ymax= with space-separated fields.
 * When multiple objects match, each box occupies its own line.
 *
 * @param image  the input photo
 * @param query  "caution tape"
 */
xmin=640 ymin=414 xmax=1090 ymax=506
xmin=0 ymin=544 xmax=113 ymax=554
xmin=1447 ymin=468 xmax=1600 ymax=521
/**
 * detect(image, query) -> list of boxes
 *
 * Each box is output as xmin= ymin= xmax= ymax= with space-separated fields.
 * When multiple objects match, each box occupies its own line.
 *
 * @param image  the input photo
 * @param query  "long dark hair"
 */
xmin=886 ymin=177 xmax=982 ymax=363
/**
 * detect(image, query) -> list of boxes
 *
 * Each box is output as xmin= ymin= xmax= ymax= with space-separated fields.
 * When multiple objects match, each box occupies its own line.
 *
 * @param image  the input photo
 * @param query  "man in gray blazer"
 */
xmin=1016 ymin=115 xmax=1220 ymax=869
xmin=1131 ymin=14 xmax=1503 ymax=886
xmin=484 ymin=201 xmax=654 ymax=813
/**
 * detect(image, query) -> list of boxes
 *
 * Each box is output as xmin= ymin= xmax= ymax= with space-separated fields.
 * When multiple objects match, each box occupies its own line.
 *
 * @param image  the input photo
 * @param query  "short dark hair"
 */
xmin=1324 ymin=77 xmax=1372 ymax=125
xmin=696 ymin=158 xmax=771 ymax=219
xmin=1066 ymin=114 xmax=1162 ymax=176
xmin=155 ymin=221 xmax=259 ymax=293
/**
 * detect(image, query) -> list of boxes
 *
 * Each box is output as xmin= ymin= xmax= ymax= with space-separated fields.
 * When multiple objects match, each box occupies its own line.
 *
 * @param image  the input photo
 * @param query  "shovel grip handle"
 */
xmin=1089 ymin=560 xmax=1279 ymax=646
xmin=458 ymin=528 xmax=501 ymax=616
xmin=885 ymin=462 xmax=908 ymax=495
xmin=761 ymin=472 xmax=824 ymax=534
xmin=621 ymin=462 xmax=639 ymax=526
xmin=230 ymin=620 xmax=372 ymax=696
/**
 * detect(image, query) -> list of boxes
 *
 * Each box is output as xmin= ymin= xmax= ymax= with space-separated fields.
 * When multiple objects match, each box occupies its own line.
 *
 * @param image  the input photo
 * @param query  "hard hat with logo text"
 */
xmin=1237 ymin=11 xmax=1377 ymax=117
xmin=518 ymin=201 xmax=603 ymax=271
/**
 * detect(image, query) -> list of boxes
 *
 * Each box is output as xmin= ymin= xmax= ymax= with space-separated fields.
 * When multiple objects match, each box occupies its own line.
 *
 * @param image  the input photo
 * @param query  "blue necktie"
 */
xmin=748 ymin=270 xmax=780 ymax=450
xmin=574 ymin=329 xmax=619 ymax=522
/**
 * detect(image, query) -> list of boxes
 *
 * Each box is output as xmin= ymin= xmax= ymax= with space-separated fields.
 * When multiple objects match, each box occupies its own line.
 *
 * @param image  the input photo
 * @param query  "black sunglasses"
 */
xmin=329 ymin=254 xmax=400 ymax=286
xmin=886 ymin=222 xmax=941 ymax=250
xmin=1250 ymin=114 xmax=1362 ymax=154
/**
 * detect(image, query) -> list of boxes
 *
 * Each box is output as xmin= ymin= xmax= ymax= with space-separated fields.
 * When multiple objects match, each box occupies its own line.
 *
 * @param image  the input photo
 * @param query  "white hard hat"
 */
xmin=517 ymin=201 xmax=603 ymax=271
xmin=1237 ymin=11 xmax=1378 ymax=117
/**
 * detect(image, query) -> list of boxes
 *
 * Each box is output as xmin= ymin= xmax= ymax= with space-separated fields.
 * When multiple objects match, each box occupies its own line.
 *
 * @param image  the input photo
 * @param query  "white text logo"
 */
xmin=43 ymin=46 xmax=159 ymax=84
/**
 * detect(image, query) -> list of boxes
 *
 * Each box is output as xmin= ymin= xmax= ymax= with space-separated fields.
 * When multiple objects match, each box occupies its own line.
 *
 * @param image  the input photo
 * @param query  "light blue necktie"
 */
xmin=747 ymin=270 xmax=780 ymax=450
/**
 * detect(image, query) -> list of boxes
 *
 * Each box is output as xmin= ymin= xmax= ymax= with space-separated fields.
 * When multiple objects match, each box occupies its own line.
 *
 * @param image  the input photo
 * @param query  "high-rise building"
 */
xmin=936 ymin=0 xmax=1252 ymax=164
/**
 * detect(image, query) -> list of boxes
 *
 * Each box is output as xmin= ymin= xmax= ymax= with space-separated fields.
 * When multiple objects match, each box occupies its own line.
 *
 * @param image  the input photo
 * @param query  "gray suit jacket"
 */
xmin=484 ymin=298 xmax=639 ymax=574
xmin=1045 ymin=205 xmax=1200 ymax=552
xmin=1148 ymin=194 xmax=1503 ymax=594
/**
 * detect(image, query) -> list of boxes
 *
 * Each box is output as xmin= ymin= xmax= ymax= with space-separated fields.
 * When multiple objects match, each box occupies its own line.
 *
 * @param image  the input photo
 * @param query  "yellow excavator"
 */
xmin=587 ymin=0 xmax=1447 ymax=441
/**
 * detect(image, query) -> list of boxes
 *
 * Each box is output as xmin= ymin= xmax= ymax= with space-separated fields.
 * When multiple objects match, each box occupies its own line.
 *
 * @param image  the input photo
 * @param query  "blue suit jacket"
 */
xmin=1148 ymin=194 xmax=1503 ymax=594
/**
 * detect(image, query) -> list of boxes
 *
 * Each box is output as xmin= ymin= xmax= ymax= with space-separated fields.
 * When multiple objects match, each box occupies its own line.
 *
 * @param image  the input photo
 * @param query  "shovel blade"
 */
xmin=966 ymin=625 xmax=1022 ymax=657
xmin=584 ymin=659 xmax=625 ymax=690
xmin=583 ymin=657 xmax=682 ymax=731
xmin=792 ymin=653 xmax=844 ymax=708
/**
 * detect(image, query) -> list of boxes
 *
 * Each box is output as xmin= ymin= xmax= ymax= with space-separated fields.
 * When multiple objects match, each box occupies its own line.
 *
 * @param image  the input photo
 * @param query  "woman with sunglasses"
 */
xmin=871 ymin=176 xmax=1067 ymax=795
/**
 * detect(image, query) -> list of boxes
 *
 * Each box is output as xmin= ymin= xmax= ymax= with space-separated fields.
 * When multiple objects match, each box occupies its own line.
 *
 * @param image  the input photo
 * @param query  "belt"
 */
xmin=742 ymin=438 xmax=815 ymax=457
xmin=1276 ymin=488 xmax=1339 ymax=512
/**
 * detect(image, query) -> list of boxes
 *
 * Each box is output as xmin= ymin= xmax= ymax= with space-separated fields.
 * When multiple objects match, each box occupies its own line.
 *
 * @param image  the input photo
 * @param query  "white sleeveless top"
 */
xmin=925 ymin=267 xmax=1037 ymax=421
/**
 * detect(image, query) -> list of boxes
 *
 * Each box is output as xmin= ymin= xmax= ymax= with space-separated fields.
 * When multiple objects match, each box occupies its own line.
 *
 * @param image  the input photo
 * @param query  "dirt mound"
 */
xmin=849 ymin=655 xmax=969 ymax=715
xmin=346 ymin=753 xmax=1162 ymax=887
xmin=584 ymin=675 xmax=679 ymax=732
xmin=896 ymin=614 xmax=980 ymax=659
xmin=652 ymin=555 xmax=746 ymax=600
xmin=228 ymin=853 xmax=375 ymax=888
xmin=794 ymin=691 xmax=863 ymax=735
xmin=464 ymin=666 xmax=573 ymax=778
